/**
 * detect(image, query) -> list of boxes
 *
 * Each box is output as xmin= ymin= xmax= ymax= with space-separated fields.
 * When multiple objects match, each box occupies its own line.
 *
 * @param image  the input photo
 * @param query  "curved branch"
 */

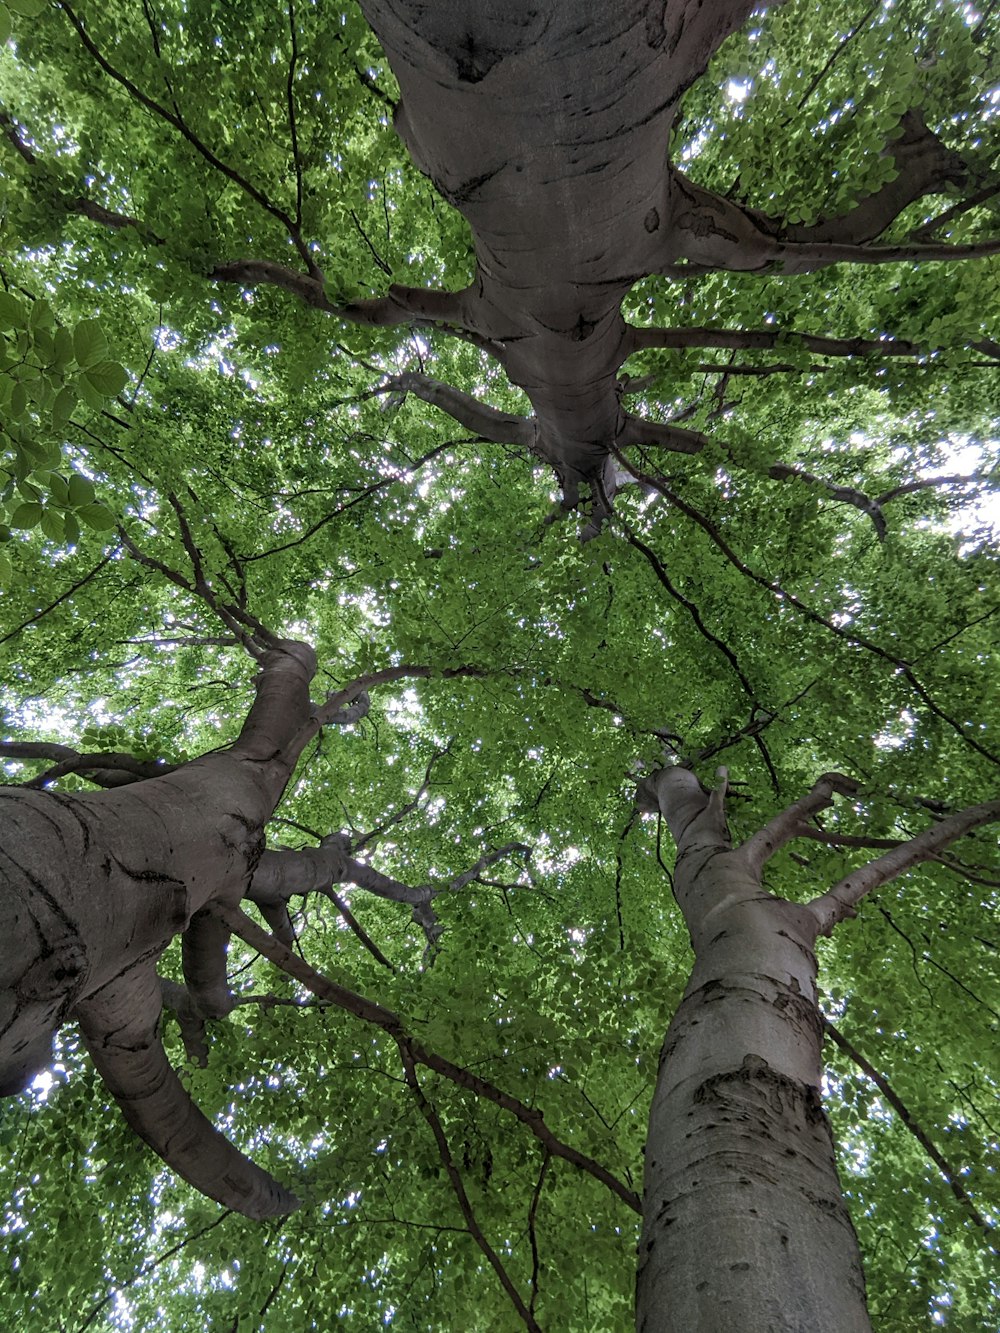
xmin=381 ymin=373 xmax=535 ymax=447
xmin=663 ymin=110 xmax=996 ymax=276
xmin=768 ymin=464 xmax=887 ymax=540
xmin=218 ymin=905 xmax=641 ymax=1213
xmin=75 ymin=963 xmax=299 ymax=1218
xmin=740 ymin=773 xmax=859 ymax=877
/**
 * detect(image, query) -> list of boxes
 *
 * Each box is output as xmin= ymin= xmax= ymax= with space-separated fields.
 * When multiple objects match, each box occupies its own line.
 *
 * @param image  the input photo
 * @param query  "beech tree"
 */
xmin=0 ymin=1 xmax=998 ymax=1329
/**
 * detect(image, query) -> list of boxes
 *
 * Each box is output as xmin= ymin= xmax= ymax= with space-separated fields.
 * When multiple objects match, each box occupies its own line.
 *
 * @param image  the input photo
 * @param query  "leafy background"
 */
xmin=0 ymin=0 xmax=998 ymax=1328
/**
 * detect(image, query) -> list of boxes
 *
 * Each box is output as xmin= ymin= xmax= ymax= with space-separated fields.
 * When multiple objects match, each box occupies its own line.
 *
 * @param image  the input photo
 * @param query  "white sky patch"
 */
xmin=726 ymin=78 xmax=751 ymax=103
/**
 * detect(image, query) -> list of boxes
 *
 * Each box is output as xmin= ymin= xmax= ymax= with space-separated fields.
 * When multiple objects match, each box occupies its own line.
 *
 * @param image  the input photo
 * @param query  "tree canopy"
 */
xmin=0 ymin=1 xmax=998 ymax=1329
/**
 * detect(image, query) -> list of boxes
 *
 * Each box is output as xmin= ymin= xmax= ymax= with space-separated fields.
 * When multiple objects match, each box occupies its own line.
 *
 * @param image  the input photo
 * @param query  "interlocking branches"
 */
xmin=612 ymin=452 xmax=1000 ymax=768
xmin=215 ymin=904 xmax=642 ymax=1214
xmin=0 ymin=742 xmax=176 ymax=790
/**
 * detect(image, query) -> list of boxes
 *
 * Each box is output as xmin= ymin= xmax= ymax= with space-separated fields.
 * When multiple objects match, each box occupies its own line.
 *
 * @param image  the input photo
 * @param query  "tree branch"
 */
xmin=610 ymin=452 xmax=1000 ymax=767
xmin=767 ymin=464 xmax=887 ymax=540
xmin=75 ymin=962 xmax=298 ymax=1218
xmin=0 ymin=742 xmax=176 ymax=789
xmin=628 ymin=325 xmax=925 ymax=360
xmin=663 ymin=111 xmax=996 ymax=275
xmin=825 ymin=1022 xmax=998 ymax=1254
xmin=378 ymin=373 xmax=535 ymax=447
xmin=740 ymin=774 xmax=859 ymax=876
xmin=617 ymin=520 xmax=760 ymax=706
xmin=398 ymin=1043 xmax=541 ymax=1332
xmin=809 ymin=800 xmax=1000 ymax=935
xmin=216 ymin=905 xmax=641 ymax=1213
xmin=58 ymin=0 xmax=317 ymax=271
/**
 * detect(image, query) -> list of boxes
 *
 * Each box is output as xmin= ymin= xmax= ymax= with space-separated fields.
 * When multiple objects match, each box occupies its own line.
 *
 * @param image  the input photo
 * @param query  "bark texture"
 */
xmin=635 ymin=769 xmax=870 ymax=1333
xmin=356 ymin=1 xmax=775 ymax=502
xmin=348 ymin=0 xmax=978 ymax=523
xmin=634 ymin=767 xmax=1000 ymax=1331
xmin=0 ymin=640 xmax=318 ymax=1217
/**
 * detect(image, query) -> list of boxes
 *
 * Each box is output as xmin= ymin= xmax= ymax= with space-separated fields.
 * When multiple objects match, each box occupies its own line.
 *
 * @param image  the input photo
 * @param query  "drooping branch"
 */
xmin=217 ymin=904 xmax=641 ymax=1213
xmin=617 ymin=521 xmax=761 ymax=707
xmin=809 ymin=800 xmax=1000 ymax=935
xmin=75 ymin=962 xmax=299 ymax=1219
xmin=57 ymin=0 xmax=319 ymax=273
xmin=398 ymin=1042 xmax=541 ymax=1332
xmin=825 ymin=1022 xmax=998 ymax=1254
xmin=0 ymin=742 xmax=176 ymax=789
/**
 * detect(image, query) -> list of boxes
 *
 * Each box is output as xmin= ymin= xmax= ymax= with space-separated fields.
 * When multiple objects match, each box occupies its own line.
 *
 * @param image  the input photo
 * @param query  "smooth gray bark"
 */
xmin=635 ymin=767 xmax=871 ymax=1332
xmin=347 ymin=1 xmax=982 ymax=520
xmin=634 ymin=767 xmax=1000 ymax=1332
xmin=0 ymin=640 xmax=318 ymax=1217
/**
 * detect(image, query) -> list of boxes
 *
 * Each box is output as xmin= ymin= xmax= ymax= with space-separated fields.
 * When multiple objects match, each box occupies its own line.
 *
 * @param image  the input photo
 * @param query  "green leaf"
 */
xmin=52 ymin=385 xmax=78 ymax=427
xmin=43 ymin=472 xmax=71 ymax=506
xmin=76 ymin=501 xmax=116 ymax=531
xmin=9 ymin=501 xmax=42 ymax=528
xmin=52 ymin=326 xmax=75 ymax=370
xmin=67 ymin=473 xmax=96 ymax=507
xmin=76 ymin=373 xmax=107 ymax=412
xmin=0 ymin=290 xmax=25 ymax=330
xmin=40 ymin=507 xmax=65 ymax=542
xmin=84 ymin=360 xmax=127 ymax=397
xmin=72 ymin=319 xmax=109 ymax=369
xmin=8 ymin=0 xmax=47 ymax=15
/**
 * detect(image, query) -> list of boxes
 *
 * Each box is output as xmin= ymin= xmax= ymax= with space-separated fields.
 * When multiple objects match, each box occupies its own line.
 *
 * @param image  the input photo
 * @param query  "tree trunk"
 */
xmin=0 ymin=642 xmax=318 ymax=1216
xmin=635 ymin=769 xmax=871 ymax=1333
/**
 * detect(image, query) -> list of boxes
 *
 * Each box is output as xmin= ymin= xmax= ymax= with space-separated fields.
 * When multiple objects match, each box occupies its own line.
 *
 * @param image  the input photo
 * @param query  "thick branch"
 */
xmin=181 ymin=909 xmax=234 ymax=1019
xmin=620 ymin=413 xmax=711 ymax=455
xmin=75 ymin=963 xmax=298 ymax=1219
xmin=381 ymin=373 xmax=534 ymax=447
xmin=664 ymin=109 xmax=997 ymax=275
xmin=740 ymin=774 xmax=859 ymax=876
xmin=0 ymin=742 xmax=175 ymax=789
xmin=628 ymin=325 xmax=924 ymax=360
xmin=231 ymin=640 xmax=317 ymax=765
xmin=809 ymin=801 xmax=1000 ymax=935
